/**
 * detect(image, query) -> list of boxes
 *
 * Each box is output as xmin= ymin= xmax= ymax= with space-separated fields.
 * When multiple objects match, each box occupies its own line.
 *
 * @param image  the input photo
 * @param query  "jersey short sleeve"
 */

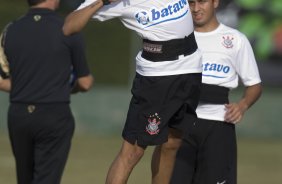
xmin=234 ymin=33 xmax=261 ymax=86
xmin=77 ymin=0 xmax=124 ymax=21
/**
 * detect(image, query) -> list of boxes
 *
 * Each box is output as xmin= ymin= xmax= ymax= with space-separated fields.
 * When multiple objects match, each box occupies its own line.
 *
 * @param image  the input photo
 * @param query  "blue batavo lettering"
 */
xmin=203 ymin=63 xmax=230 ymax=73
xmin=151 ymin=0 xmax=187 ymax=21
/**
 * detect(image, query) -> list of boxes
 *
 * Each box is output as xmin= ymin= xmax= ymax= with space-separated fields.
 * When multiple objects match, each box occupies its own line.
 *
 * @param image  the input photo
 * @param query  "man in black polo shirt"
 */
xmin=0 ymin=0 xmax=93 ymax=183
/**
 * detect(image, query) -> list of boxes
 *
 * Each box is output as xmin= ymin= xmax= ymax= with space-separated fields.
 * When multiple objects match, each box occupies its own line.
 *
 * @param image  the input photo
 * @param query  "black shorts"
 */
xmin=171 ymin=118 xmax=237 ymax=184
xmin=122 ymin=72 xmax=202 ymax=146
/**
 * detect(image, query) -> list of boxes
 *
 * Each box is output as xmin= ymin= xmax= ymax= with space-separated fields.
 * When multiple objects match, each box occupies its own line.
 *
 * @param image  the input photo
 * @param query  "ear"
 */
xmin=213 ymin=0 xmax=219 ymax=9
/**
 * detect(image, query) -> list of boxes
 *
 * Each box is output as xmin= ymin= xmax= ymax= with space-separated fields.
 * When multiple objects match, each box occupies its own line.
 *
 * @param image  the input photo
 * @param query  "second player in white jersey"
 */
xmin=196 ymin=23 xmax=261 ymax=121
xmin=171 ymin=1 xmax=262 ymax=184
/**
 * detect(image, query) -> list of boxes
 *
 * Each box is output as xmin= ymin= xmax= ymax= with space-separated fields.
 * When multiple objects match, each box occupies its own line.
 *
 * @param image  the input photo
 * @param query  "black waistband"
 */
xmin=141 ymin=33 xmax=198 ymax=62
xmin=199 ymin=84 xmax=230 ymax=104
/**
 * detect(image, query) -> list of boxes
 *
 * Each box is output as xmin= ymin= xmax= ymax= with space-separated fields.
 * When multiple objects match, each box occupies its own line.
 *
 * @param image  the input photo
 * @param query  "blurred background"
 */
xmin=0 ymin=0 xmax=281 ymax=183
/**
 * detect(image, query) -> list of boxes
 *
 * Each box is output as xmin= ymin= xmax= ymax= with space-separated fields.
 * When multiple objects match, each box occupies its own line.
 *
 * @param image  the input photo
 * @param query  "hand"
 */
xmin=100 ymin=0 xmax=119 ymax=6
xmin=224 ymin=103 xmax=246 ymax=124
xmin=224 ymin=84 xmax=262 ymax=124
xmin=0 ymin=77 xmax=11 ymax=92
xmin=109 ymin=0 xmax=120 ymax=2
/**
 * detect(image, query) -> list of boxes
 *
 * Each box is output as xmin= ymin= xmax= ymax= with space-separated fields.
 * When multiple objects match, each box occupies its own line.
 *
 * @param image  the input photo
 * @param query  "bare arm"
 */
xmin=63 ymin=0 xmax=104 ymax=36
xmin=72 ymin=74 xmax=94 ymax=94
xmin=224 ymin=83 xmax=262 ymax=124
xmin=0 ymin=77 xmax=11 ymax=92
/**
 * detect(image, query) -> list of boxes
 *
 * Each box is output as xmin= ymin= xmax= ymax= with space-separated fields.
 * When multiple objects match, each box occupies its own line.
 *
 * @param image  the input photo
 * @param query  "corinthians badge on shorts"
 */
xmin=146 ymin=113 xmax=161 ymax=135
xmin=222 ymin=35 xmax=234 ymax=48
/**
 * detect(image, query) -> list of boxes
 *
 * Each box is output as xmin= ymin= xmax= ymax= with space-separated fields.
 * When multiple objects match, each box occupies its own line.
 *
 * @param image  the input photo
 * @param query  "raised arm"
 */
xmin=63 ymin=0 xmax=104 ymax=36
xmin=224 ymin=83 xmax=262 ymax=124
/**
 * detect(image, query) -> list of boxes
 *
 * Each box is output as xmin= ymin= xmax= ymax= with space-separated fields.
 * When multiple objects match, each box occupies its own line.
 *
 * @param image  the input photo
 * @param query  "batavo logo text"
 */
xmin=135 ymin=0 xmax=189 ymax=28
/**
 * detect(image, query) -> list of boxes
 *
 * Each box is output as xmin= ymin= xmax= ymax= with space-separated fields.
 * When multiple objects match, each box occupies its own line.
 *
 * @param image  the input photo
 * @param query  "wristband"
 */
xmin=102 ymin=0 xmax=111 ymax=5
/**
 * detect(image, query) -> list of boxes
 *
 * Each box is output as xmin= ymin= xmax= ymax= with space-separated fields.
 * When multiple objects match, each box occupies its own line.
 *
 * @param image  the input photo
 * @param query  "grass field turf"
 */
xmin=1 ymin=87 xmax=281 ymax=183
xmin=0 ymin=134 xmax=281 ymax=184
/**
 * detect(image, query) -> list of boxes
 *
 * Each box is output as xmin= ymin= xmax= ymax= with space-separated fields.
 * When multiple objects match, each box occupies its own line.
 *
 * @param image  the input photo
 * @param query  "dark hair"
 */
xmin=27 ymin=0 xmax=46 ymax=6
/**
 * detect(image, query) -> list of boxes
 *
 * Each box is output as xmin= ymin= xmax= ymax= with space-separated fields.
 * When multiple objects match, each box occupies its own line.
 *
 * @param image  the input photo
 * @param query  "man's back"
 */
xmin=4 ymin=8 xmax=74 ymax=103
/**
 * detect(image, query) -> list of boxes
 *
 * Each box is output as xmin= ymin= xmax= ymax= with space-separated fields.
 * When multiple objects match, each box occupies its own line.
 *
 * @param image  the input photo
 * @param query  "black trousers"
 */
xmin=171 ymin=118 xmax=237 ymax=184
xmin=8 ymin=103 xmax=75 ymax=184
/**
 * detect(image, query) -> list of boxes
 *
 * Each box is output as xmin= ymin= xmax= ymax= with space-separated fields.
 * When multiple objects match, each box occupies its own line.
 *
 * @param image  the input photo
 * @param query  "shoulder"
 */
xmin=7 ymin=13 xmax=31 ymax=28
xmin=221 ymin=24 xmax=248 ymax=39
xmin=1 ymin=22 xmax=14 ymax=46
xmin=42 ymin=12 xmax=64 ymax=26
xmin=219 ymin=24 xmax=250 ymax=47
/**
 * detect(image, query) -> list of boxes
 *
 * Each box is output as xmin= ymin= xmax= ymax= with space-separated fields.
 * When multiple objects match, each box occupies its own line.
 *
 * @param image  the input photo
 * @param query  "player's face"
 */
xmin=188 ymin=0 xmax=219 ymax=28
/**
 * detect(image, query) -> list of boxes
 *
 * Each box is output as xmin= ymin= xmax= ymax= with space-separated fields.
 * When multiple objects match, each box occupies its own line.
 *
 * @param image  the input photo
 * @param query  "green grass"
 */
xmin=1 ymin=87 xmax=282 ymax=183
xmin=0 ymin=134 xmax=281 ymax=184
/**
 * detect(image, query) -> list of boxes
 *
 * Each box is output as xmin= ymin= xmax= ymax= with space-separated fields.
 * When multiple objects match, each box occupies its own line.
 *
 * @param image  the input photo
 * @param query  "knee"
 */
xmin=162 ymin=143 xmax=178 ymax=152
xmin=120 ymin=145 xmax=145 ymax=165
xmin=162 ymin=138 xmax=182 ymax=153
xmin=128 ymin=148 xmax=144 ymax=164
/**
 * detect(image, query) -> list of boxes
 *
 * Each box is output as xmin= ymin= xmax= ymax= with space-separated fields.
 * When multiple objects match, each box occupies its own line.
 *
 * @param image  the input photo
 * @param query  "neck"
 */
xmin=31 ymin=1 xmax=56 ymax=11
xmin=195 ymin=17 xmax=220 ymax=33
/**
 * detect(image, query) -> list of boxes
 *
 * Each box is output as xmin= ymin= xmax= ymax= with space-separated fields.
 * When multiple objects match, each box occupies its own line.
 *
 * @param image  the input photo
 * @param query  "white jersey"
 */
xmin=195 ymin=24 xmax=261 ymax=121
xmin=77 ymin=0 xmax=202 ymax=76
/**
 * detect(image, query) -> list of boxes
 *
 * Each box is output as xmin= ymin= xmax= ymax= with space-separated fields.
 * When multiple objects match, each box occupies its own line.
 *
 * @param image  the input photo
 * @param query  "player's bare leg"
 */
xmin=151 ymin=128 xmax=182 ymax=184
xmin=105 ymin=140 xmax=145 ymax=184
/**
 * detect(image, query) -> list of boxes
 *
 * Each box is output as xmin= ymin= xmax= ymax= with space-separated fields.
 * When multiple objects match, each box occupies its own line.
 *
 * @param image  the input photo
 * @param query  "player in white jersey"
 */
xmin=170 ymin=0 xmax=262 ymax=184
xmin=63 ymin=0 xmax=203 ymax=183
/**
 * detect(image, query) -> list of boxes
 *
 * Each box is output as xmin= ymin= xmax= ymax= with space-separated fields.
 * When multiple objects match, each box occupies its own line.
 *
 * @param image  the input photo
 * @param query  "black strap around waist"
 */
xmin=141 ymin=32 xmax=198 ymax=62
xmin=199 ymin=84 xmax=230 ymax=104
